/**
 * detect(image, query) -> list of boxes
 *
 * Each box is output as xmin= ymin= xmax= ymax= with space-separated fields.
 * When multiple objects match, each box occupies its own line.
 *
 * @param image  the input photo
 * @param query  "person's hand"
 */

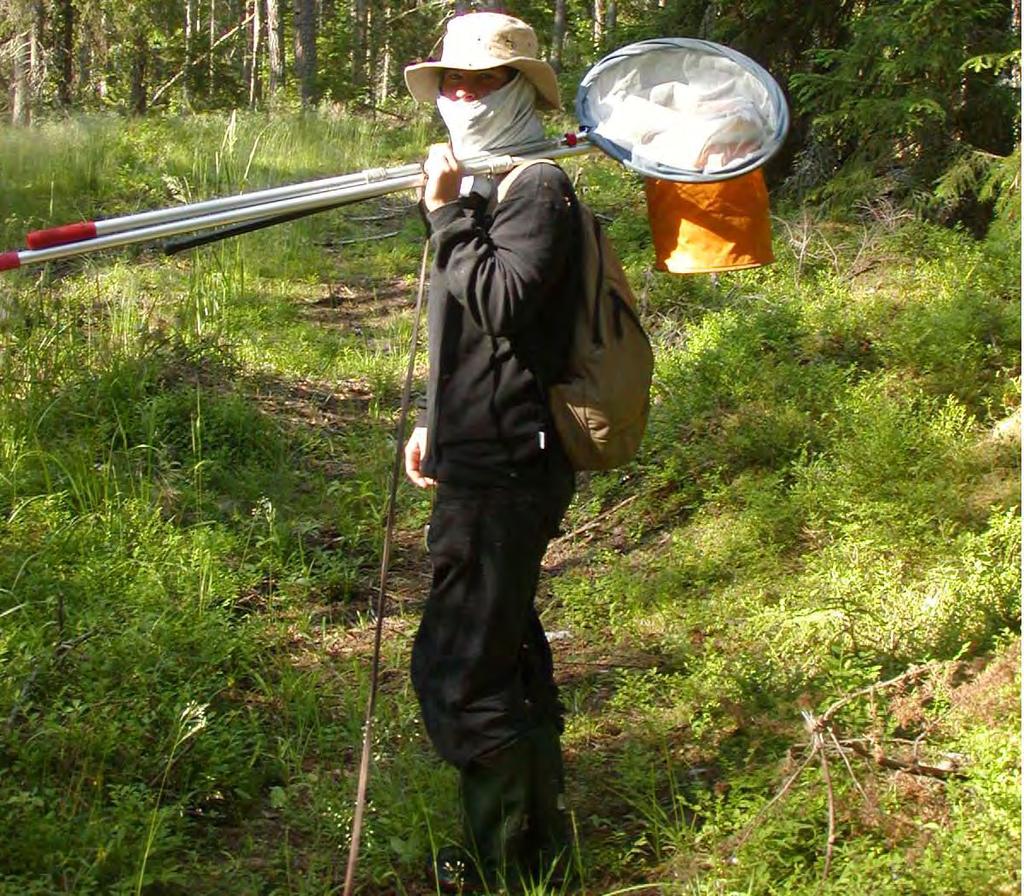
xmin=404 ymin=426 xmax=436 ymax=488
xmin=421 ymin=143 xmax=461 ymax=212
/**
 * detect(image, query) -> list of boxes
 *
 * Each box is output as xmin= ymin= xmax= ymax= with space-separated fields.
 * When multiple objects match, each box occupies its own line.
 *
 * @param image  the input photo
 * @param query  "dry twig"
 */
xmin=552 ymin=494 xmax=639 ymax=545
xmin=816 ymin=664 xmax=931 ymax=729
xmin=828 ymin=727 xmax=868 ymax=800
xmin=321 ymin=231 xmax=400 ymax=248
xmin=814 ymin=727 xmax=837 ymax=887
xmin=4 ymin=630 xmax=96 ymax=733
xmin=730 ymin=746 xmax=818 ymax=854
xmin=845 ymin=740 xmax=966 ymax=780
xmin=728 ymin=662 xmax=968 ymax=886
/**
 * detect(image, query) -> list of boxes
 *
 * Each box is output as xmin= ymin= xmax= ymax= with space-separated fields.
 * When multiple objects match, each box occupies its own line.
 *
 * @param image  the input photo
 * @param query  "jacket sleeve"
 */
xmin=425 ymin=164 xmax=575 ymax=336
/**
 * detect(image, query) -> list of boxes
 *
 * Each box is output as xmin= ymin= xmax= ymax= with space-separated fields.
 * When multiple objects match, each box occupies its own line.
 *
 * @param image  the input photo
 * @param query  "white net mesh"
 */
xmin=578 ymin=40 xmax=787 ymax=180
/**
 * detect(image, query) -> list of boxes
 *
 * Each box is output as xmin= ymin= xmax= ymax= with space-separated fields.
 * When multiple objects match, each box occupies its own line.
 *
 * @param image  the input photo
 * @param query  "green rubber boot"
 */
xmin=524 ymin=723 xmax=574 ymax=887
xmin=433 ymin=738 xmax=533 ymax=893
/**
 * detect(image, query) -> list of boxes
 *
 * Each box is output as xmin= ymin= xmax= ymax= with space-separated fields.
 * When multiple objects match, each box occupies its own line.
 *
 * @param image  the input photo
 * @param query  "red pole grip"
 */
xmin=0 ymin=251 xmax=22 ymax=271
xmin=26 ymin=221 xmax=98 ymax=249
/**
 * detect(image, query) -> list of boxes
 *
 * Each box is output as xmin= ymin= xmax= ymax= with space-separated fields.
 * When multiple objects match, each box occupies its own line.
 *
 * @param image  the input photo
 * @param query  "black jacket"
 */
xmin=419 ymin=162 xmax=580 ymax=486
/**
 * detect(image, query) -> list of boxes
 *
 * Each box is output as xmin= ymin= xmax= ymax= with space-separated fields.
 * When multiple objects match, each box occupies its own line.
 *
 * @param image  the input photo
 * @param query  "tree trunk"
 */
xmin=55 ymin=0 xmax=74 ymax=106
xmin=266 ymin=0 xmax=283 ymax=95
xmin=11 ymin=30 xmax=30 ymax=125
xmin=183 ymin=0 xmax=193 ymax=106
xmin=550 ymin=0 xmax=567 ymax=73
xmin=130 ymin=30 xmax=148 ymax=114
xmin=592 ymin=0 xmax=604 ymax=50
xmin=209 ymin=0 xmax=216 ymax=95
xmin=242 ymin=1 xmax=252 ymax=102
xmin=77 ymin=33 xmax=91 ymax=99
xmin=377 ymin=0 xmax=391 ymax=103
xmin=365 ymin=2 xmax=374 ymax=102
xmin=94 ymin=6 xmax=110 ymax=101
xmin=606 ymin=0 xmax=617 ymax=42
xmin=699 ymin=1 xmax=716 ymax=39
xmin=29 ymin=0 xmax=43 ymax=95
xmin=293 ymin=0 xmax=318 ymax=106
xmin=248 ymin=0 xmax=262 ymax=107
xmin=352 ymin=0 xmax=368 ymax=92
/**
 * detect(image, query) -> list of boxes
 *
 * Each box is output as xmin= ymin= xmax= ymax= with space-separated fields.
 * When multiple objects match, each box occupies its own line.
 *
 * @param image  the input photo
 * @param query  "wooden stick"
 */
xmin=731 ymin=745 xmax=819 ymax=854
xmin=828 ymin=727 xmax=868 ymax=800
xmin=552 ymin=494 xmax=639 ymax=544
xmin=846 ymin=741 xmax=966 ymax=780
xmin=818 ymin=732 xmax=837 ymax=888
xmin=817 ymin=665 xmax=930 ymax=729
xmin=328 ymin=230 xmax=399 ymax=247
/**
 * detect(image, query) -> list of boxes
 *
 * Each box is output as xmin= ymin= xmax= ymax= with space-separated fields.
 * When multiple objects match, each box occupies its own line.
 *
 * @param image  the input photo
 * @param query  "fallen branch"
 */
xmin=151 ymin=14 xmax=256 ymax=105
xmin=320 ymin=231 xmax=400 ymax=248
xmin=816 ymin=664 xmax=931 ymax=729
xmin=731 ymin=745 xmax=818 ymax=854
xmin=349 ymin=103 xmax=412 ymax=124
xmin=728 ymin=662 xmax=969 ymax=886
xmin=552 ymin=494 xmax=639 ymax=545
xmin=4 ymin=666 xmax=42 ymax=733
xmin=828 ymin=727 xmax=868 ymax=800
xmin=348 ymin=211 xmax=408 ymax=223
xmin=5 ymin=630 xmax=96 ymax=733
xmin=558 ymin=657 xmax=661 ymax=671
xmin=815 ymin=725 xmax=837 ymax=888
xmin=845 ymin=740 xmax=967 ymax=781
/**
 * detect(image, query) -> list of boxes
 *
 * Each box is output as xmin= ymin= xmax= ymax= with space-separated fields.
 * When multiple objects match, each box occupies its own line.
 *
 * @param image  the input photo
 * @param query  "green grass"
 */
xmin=0 ymin=111 xmax=1019 ymax=895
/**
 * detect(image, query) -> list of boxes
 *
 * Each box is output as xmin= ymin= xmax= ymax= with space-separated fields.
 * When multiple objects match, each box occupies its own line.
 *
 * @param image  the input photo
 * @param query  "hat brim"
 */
xmin=404 ymin=57 xmax=561 ymax=110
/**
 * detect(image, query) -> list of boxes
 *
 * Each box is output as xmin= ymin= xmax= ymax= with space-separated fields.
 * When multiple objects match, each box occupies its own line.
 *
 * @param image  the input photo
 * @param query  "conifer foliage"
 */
xmin=788 ymin=0 xmax=1019 ymax=216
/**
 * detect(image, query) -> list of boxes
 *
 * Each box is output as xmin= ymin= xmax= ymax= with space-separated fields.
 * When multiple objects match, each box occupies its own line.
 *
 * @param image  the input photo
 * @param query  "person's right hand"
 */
xmin=421 ymin=143 xmax=461 ymax=212
xmin=404 ymin=426 xmax=436 ymax=488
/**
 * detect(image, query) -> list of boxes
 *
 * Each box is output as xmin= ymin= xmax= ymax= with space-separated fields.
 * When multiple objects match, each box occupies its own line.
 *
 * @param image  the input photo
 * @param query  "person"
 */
xmin=402 ymin=11 xmax=581 ymax=891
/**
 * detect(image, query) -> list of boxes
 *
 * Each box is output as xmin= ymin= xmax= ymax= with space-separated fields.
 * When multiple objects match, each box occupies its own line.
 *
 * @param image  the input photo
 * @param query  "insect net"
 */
xmin=575 ymin=38 xmax=789 ymax=183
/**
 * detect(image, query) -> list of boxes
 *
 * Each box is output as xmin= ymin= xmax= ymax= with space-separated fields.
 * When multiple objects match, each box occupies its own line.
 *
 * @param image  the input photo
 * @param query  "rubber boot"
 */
xmin=433 ymin=738 xmax=533 ymax=893
xmin=524 ymin=723 xmax=574 ymax=887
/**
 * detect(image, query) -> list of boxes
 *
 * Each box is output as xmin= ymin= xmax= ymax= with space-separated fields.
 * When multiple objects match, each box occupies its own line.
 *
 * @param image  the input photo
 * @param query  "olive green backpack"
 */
xmin=497 ymin=160 xmax=654 ymax=471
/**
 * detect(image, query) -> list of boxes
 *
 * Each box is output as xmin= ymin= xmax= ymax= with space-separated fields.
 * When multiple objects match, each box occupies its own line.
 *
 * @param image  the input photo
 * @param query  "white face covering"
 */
xmin=436 ymin=73 xmax=546 ymax=159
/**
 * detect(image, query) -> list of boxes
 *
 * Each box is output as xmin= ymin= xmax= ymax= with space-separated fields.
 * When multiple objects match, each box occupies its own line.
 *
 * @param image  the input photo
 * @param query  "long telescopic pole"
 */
xmin=19 ymin=134 xmax=590 ymax=251
xmin=23 ymin=166 xmax=425 ymax=251
xmin=1 ymin=136 xmax=593 ymax=272
xmin=1 ymin=171 xmax=424 ymax=271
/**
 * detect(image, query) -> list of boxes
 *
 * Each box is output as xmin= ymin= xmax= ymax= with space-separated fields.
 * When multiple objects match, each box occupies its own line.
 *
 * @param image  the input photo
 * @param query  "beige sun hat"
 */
xmin=404 ymin=12 xmax=561 ymax=110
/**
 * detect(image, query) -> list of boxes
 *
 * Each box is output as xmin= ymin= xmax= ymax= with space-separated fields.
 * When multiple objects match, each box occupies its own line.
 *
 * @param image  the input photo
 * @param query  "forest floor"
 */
xmin=0 ymin=115 xmax=1019 ymax=896
xmin=257 ymin=268 xmax=1022 ymax=896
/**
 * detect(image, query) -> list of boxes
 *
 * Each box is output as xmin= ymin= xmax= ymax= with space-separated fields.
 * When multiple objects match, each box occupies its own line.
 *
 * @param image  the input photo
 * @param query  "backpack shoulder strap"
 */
xmin=496 ymin=158 xmax=559 ymax=203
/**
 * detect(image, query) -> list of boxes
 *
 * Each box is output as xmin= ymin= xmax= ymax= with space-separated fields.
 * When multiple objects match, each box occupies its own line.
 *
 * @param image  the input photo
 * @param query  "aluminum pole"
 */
xmin=1 ymin=138 xmax=593 ymax=271
xmin=22 ymin=135 xmax=588 ymax=251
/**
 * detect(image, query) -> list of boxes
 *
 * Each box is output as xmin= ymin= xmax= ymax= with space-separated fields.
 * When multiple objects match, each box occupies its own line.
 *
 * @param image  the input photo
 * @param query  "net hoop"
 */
xmin=575 ymin=38 xmax=790 ymax=183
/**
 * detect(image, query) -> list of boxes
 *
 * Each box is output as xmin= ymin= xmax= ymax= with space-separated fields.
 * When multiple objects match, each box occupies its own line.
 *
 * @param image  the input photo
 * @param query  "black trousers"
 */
xmin=411 ymin=466 xmax=574 ymax=769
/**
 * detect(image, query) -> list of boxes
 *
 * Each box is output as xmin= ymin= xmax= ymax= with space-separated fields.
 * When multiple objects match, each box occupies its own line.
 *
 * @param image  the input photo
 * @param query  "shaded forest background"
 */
xmin=1 ymin=0 xmax=1020 ymax=225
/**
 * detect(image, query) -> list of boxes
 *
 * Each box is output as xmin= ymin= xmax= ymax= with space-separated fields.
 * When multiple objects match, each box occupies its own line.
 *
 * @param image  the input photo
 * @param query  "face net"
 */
xmin=576 ymin=39 xmax=789 ymax=182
